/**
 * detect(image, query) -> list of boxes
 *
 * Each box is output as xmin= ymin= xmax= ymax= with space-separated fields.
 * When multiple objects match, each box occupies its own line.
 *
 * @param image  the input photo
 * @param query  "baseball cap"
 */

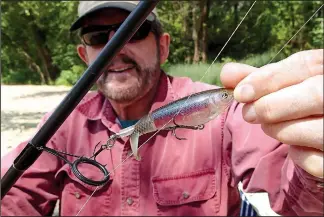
xmin=70 ymin=1 xmax=158 ymax=31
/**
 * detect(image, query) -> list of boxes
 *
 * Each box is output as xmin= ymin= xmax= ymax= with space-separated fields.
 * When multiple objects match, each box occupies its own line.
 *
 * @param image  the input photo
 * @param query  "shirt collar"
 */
xmin=76 ymin=71 xmax=178 ymax=123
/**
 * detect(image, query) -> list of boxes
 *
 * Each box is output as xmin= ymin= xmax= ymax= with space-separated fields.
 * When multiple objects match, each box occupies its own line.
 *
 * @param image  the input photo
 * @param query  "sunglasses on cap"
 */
xmin=80 ymin=21 xmax=152 ymax=46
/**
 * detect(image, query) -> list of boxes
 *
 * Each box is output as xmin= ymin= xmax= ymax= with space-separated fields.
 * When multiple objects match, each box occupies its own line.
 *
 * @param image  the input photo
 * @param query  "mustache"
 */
xmin=106 ymin=55 xmax=140 ymax=71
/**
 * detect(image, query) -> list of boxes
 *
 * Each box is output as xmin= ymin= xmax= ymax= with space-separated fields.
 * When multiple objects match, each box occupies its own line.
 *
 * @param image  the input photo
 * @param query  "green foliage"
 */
xmin=310 ymin=17 xmax=324 ymax=48
xmin=166 ymin=50 xmax=287 ymax=87
xmin=1 ymin=1 xmax=83 ymax=85
xmin=167 ymin=63 xmax=223 ymax=86
xmin=1 ymin=1 xmax=323 ymax=85
xmin=231 ymin=50 xmax=287 ymax=67
xmin=55 ymin=65 xmax=86 ymax=86
xmin=157 ymin=2 xmax=194 ymax=64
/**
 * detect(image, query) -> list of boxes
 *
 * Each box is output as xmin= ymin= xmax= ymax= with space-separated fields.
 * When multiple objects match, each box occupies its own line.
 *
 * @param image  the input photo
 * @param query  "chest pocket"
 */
xmin=55 ymin=163 xmax=113 ymax=216
xmin=151 ymin=169 xmax=219 ymax=215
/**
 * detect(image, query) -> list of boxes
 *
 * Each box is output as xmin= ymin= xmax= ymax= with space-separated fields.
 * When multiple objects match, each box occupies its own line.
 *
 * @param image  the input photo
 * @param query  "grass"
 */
xmin=164 ymin=51 xmax=287 ymax=87
xmin=166 ymin=63 xmax=224 ymax=86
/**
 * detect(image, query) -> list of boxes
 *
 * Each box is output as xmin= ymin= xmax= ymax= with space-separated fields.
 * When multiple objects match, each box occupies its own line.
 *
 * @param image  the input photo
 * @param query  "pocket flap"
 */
xmin=152 ymin=169 xmax=216 ymax=206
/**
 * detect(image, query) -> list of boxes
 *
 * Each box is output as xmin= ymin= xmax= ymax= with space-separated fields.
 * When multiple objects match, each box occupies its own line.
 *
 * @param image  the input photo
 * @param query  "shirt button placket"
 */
xmin=121 ymin=146 xmax=141 ymax=215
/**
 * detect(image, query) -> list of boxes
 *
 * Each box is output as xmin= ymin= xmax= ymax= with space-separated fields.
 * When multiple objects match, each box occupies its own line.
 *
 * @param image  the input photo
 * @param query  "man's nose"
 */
xmin=108 ymin=30 xmax=127 ymax=54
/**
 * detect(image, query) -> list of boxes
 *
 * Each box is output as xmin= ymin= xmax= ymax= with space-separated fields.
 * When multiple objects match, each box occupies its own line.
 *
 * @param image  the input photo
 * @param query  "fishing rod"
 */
xmin=1 ymin=0 xmax=160 ymax=200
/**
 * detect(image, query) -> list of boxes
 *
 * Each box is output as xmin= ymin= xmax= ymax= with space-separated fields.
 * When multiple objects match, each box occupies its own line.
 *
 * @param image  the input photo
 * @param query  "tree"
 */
xmin=1 ymin=1 xmax=82 ymax=84
xmin=1 ymin=1 xmax=322 ymax=84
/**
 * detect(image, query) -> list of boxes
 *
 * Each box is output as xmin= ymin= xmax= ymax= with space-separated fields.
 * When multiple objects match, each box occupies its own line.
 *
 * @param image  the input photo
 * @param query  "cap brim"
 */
xmin=70 ymin=2 xmax=155 ymax=31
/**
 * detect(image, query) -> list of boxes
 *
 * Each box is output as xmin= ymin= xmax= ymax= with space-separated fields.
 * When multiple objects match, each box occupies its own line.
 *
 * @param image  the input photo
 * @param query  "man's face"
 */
xmin=77 ymin=9 xmax=165 ymax=103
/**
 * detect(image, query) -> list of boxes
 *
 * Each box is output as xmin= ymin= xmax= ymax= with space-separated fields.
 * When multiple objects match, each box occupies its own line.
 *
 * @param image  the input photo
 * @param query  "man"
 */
xmin=1 ymin=1 xmax=323 ymax=216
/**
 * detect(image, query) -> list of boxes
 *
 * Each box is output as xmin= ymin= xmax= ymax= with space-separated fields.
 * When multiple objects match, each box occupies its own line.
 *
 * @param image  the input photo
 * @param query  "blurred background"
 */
xmin=1 ymin=1 xmax=323 ymax=86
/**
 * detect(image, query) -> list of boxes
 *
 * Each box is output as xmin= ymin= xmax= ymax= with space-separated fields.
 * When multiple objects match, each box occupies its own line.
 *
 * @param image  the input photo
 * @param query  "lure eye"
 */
xmin=221 ymin=92 xmax=229 ymax=99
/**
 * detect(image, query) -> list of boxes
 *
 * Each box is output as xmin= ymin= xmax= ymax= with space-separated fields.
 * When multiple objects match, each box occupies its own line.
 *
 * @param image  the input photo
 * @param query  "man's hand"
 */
xmin=220 ymin=49 xmax=323 ymax=178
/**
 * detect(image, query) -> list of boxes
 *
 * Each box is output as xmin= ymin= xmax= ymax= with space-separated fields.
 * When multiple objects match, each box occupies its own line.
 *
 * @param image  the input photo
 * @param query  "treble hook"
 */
xmin=91 ymin=142 xmax=104 ymax=161
xmin=91 ymin=135 xmax=117 ymax=161
xmin=170 ymin=118 xmax=205 ymax=140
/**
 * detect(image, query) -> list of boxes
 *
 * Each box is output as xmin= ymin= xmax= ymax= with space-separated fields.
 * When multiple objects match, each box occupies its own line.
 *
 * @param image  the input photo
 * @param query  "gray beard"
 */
xmin=103 ymin=64 xmax=160 ymax=103
xmin=98 ymin=39 xmax=161 ymax=103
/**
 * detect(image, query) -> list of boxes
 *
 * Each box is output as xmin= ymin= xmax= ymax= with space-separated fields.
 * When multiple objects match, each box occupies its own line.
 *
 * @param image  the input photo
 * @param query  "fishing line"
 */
xmin=76 ymin=2 xmax=323 ymax=215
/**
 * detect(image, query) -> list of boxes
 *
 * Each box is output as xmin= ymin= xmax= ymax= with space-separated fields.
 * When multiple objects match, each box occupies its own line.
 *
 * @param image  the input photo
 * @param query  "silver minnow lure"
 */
xmin=112 ymin=88 xmax=234 ymax=160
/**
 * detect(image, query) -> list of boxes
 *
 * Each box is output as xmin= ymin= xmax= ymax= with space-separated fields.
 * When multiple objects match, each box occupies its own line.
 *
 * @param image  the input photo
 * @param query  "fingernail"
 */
xmin=235 ymin=84 xmax=255 ymax=102
xmin=243 ymin=104 xmax=257 ymax=122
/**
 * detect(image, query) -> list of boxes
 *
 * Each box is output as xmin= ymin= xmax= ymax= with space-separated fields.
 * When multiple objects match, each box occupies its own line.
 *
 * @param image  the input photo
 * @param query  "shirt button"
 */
xmin=182 ymin=191 xmax=190 ymax=199
xmin=74 ymin=192 xmax=81 ymax=199
xmin=126 ymin=197 xmax=134 ymax=205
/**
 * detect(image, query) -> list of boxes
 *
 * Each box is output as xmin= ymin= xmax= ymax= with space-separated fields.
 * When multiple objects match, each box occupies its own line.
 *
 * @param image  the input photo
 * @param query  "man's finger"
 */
xmin=242 ymin=75 xmax=323 ymax=124
xmin=234 ymin=49 xmax=323 ymax=103
xmin=220 ymin=62 xmax=258 ymax=88
xmin=289 ymin=146 xmax=323 ymax=178
xmin=261 ymin=117 xmax=323 ymax=151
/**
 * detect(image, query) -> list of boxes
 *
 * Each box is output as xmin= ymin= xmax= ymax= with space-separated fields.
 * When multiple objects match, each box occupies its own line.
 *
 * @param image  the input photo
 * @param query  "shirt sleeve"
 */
xmin=1 ymin=113 xmax=66 ymax=216
xmin=222 ymin=101 xmax=324 ymax=216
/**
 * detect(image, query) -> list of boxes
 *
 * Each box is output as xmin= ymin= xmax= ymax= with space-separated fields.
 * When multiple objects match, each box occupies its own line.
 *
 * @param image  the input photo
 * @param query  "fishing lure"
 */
xmin=94 ymin=88 xmax=234 ymax=161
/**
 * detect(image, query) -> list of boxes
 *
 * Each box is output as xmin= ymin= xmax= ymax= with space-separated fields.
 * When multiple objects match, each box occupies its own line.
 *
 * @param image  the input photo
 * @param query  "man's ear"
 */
xmin=159 ymin=33 xmax=170 ymax=65
xmin=77 ymin=44 xmax=89 ymax=64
